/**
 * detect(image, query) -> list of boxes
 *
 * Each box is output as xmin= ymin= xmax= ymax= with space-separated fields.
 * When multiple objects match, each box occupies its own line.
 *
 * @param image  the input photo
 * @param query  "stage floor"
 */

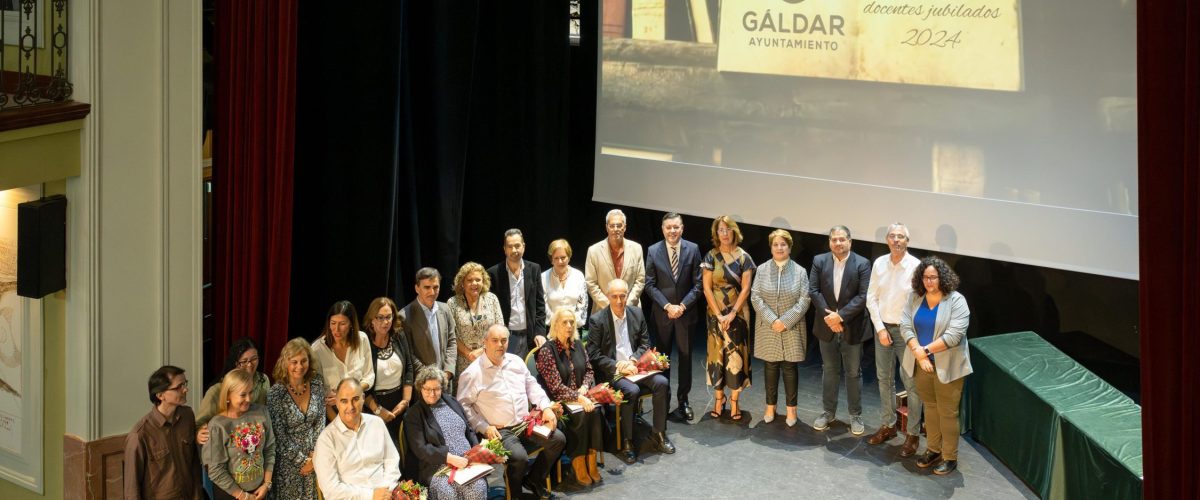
xmin=514 ymin=338 xmax=1037 ymax=499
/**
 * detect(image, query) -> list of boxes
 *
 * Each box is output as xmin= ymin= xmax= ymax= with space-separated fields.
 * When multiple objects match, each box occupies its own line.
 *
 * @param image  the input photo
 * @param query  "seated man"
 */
xmin=457 ymin=324 xmax=565 ymax=500
xmin=314 ymin=377 xmax=401 ymax=500
xmin=587 ymin=278 xmax=676 ymax=464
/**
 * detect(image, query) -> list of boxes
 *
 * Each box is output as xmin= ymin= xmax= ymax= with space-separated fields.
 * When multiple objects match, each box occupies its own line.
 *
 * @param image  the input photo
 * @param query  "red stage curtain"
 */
xmin=212 ymin=0 xmax=298 ymax=379
xmin=1138 ymin=0 xmax=1199 ymax=498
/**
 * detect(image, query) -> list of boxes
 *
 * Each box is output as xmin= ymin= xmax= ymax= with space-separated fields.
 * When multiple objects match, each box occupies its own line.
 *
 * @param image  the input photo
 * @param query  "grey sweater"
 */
xmin=202 ymin=405 xmax=276 ymax=496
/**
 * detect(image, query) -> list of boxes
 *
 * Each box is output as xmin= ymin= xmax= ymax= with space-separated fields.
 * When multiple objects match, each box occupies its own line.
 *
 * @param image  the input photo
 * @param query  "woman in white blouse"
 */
xmin=311 ymin=301 xmax=375 ymax=410
xmin=541 ymin=239 xmax=589 ymax=331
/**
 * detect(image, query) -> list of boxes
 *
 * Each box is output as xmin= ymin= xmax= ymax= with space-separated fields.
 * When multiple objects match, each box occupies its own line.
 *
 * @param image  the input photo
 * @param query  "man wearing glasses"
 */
xmin=585 ymin=209 xmax=646 ymax=314
xmin=124 ymin=365 xmax=203 ymax=499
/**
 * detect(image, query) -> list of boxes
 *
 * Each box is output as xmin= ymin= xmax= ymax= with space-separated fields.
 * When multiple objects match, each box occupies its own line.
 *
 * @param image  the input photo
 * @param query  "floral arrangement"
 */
xmin=435 ymin=438 xmax=511 ymax=479
xmin=391 ymin=479 xmax=427 ymax=500
xmin=636 ymin=348 xmax=670 ymax=373
xmin=511 ymin=408 xmax=568 ymax=437
xmin=586 ymin=383 xmax=625 ymax=405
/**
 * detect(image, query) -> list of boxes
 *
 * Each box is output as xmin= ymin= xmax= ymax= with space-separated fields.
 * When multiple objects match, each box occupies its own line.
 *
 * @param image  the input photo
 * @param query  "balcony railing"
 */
xmin=1 ymin=0 xmax=73 ymax=111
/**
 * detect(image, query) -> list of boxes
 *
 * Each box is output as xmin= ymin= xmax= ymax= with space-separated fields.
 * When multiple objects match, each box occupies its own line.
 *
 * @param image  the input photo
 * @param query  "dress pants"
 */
xmin=913 ymin=363 xmax=965 ymax=460
xmin=763 ymin=361 xmax=798 ymax=407
xmin=612 ymin=373 xmax=669 ymax=438
xmin=655 ymin=317 xmax=694 ymax=405
xmin=819 ymin=332 xmax=863 ymax=417
xmin=876 ymin=324 xmax=922 ymax=433
xmin=500 ymin=425 xmax=566 ymax=488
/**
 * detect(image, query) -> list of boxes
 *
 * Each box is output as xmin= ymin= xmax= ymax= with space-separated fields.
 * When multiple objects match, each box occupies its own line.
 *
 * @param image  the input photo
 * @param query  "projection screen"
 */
xmin=594 ymin=0 xmax=1138 ymax=279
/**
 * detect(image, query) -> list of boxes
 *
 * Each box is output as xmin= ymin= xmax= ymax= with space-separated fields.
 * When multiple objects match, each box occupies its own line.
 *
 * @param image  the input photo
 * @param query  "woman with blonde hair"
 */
xmin=534 ymin=307 xmax=603 ymax=485
xmin=541 ymin=239 xmax=589 ymax=329
xmin=202 ymin=369 xmax=276 ymax=500
xmin=701 ymin=215 xmax=756 ymax=421
xmin=447 ymin=262 xmax=504 ymax=378
xmin=266 ymin=338 xmax=326 ymax=499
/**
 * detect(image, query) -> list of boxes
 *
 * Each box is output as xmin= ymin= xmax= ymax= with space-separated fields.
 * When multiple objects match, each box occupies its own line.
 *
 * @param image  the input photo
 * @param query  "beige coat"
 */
xmin=584 ymin=238 xmax=645 ymax=313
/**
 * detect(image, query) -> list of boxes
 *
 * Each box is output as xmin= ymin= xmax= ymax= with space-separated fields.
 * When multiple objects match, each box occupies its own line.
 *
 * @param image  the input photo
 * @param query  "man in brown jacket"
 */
xmin=124 ymin=365 xmax=202 ymax=500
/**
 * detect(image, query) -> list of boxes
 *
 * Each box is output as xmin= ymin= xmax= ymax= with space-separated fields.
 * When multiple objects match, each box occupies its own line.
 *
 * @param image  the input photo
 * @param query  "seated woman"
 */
xmin=404 ymin=367 xmax=488 ymax=500
xmin=202 ymin=369 xmax=276 ymax=500
xmin=266 ymin=338 xmax=327 ymax=500
xmin=314 ymin=377 xmax=401 ymax=500
xmin=535 ymin=307 xmax=603 ymax=486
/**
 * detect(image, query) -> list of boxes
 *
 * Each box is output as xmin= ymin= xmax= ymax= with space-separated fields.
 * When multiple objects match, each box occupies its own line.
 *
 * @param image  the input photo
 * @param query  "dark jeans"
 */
xmin=819 ymin=333 xmax=863 ymax=417
xmin=763 ymin=361 xmax=798 ymax=407
xmin=500 ymin=425 xmax=566 ymax=488
xmin=655 ymin=318 xmax=694 ymax=405
xmin=506 ymin=328 xmax=530 ymax=358
xmin=612 ymin=373 xmax=669 ymax=438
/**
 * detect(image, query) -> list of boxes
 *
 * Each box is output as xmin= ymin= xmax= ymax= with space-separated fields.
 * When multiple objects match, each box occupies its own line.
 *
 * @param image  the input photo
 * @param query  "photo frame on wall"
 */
xmin=0 ymin=185 xmax=44 ymax=493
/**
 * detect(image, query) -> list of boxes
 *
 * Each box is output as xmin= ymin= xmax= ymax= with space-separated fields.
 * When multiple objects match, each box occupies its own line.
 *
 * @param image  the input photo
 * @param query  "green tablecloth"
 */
xmin=964 ymin=331 xmax=1142 ymax=499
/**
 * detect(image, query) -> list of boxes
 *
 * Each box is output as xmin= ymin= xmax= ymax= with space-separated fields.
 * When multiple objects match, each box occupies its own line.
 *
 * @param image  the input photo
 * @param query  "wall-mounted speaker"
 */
xmin=17 ymin=194 xmax=67 ymax=299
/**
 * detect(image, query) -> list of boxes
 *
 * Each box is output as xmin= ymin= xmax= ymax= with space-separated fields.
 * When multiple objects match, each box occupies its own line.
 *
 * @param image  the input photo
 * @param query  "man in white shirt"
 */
xmin=584 ymin=209 xmax=646 ymax=314
xmin=314 ymin=377 xmax=400 ymax=500
xmin=457 ymin=325 xmax=563 ymax=500
xmin=865 ymin=223 xmax=923 ymax=456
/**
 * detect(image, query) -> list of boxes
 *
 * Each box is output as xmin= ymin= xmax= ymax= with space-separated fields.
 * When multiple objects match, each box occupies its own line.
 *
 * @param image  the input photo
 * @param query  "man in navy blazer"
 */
xmin=587 ymin=279 xmax=676 ymax=464
xmin=808 ymin=225 xmax=873 ymax=436
xmin=644 ymin=212 xmax=702 ymax=422
xmin=486 ymin=228 xmax=547 ymax=358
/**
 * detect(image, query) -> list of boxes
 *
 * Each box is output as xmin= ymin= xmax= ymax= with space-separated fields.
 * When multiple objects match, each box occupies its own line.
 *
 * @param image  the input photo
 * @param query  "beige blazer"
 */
xmin=584 ymin=238 xmax=645 ymax=313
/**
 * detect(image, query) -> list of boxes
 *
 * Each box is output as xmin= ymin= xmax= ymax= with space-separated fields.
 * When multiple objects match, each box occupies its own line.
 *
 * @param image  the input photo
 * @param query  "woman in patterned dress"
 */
xmin=266 ymin=338 xmax=326 ymax=499
xmin=750 ymin=229 xmax=810 ymax=427
xmin=701 ymin=215 xmax=756 ymax=421
xmin=404 ymin=367 xmax=488 ymax=500
xmin=447 ymin=262 xmax=504 ymax=378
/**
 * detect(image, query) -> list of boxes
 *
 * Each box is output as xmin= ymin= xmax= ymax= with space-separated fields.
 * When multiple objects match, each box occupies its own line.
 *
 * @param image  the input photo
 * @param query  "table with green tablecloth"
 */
xmin=963 ymin=331 xmax=1142 ymax=499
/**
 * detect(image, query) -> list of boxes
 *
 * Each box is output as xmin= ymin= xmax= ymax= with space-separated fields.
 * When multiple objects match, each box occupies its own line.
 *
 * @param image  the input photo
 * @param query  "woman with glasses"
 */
xmin=404 ymin=366 xmax=488 ymax=499
xmin=361 ymin=296 xmax=415 ymax=454
xmin=446 ymin=262 xmax=504 ymax=378
xmin=901 ymin=256 xmax=972 ymax=476
xmin=266 ymin=338 xmax=326 ymax=499
xmin=541 ymin=239 xmax=588 ymax=331
xmin=197 ymin=337 xmax=272 ymax=435
xmin=701 ymin=215 xmax=756 ymax=421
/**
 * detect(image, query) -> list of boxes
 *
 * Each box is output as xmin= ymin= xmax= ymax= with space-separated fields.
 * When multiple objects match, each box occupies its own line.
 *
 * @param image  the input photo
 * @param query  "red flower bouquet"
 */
xmin=391 ymin=479 xmax=427 ymax=500
xmin=586 ymin=383 xmax=625 ymax=405
xmin=636 ymin=348 xmax=670 ymax=373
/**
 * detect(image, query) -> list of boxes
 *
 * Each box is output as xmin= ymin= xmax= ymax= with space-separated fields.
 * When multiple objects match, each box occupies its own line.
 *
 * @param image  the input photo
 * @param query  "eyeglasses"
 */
xmin=374 ymin=314 xmax=394 ymax=323
xmin=167 ymin=380 xmax=189 ymax=392
xmin=717 ymin=228 xmax=732 ymax=234
xmin=237 ymin=357 xmax=259 ymax=367
xmin=420 ymin=386 xmax=442 ymax=393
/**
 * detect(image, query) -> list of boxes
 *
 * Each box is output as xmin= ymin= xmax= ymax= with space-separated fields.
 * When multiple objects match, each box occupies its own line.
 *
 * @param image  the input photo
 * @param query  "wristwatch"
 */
xmin=923 ymin=347 xmax=933 ymax=358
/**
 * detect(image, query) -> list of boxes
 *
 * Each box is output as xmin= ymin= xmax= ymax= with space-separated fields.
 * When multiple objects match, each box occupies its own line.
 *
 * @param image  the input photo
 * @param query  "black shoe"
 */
xmin=915 ymin=450 xmax=943 ymax=468
xmin=681 ymin=401 xmax=694 ymax=420
xmin=933 ymin=459 xmax=958 ymax=475
xmin=522 ymin=478 xmax=553 ymax=500
xmin=620 ymin=439 xmax=638 ymax=464
xmin=652 ymin=432 xmax=676 ymax=454
xmin=668 ymin=404 xmax=692 ymax=423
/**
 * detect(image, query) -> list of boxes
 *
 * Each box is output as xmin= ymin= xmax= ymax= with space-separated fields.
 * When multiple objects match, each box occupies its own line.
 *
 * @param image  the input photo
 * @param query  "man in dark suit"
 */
xmin=587 ymin=279 xmax=676 ymax=464
xmin=808 ymin=225 xmax=873 ymax=436
xmin=486 ymin=228 xmax=547 ymax=358
xmin=400 ymin=267 xmax=457 ymax=382
xmin=644 ymin=212 xmax=702 ymax=422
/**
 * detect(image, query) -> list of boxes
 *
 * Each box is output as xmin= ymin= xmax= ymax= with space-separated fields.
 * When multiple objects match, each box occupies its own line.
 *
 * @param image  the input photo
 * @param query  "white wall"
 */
xmin=66 ymin=0 xmax=203 ymax=440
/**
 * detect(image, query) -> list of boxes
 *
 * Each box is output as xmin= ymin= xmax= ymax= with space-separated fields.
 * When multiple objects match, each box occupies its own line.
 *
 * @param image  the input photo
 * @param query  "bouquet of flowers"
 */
xmin=435 ymin=438 xmax=511 ymax=478
xmin=391 ymin=479 xmax=427 ymax=500
xmin=512 ymin=408 xmax=569 ymax=437
xmin=636 ymin=348 xmax=670 ymax=373
xmin=586 ymin=382 xmax=625 ymax=405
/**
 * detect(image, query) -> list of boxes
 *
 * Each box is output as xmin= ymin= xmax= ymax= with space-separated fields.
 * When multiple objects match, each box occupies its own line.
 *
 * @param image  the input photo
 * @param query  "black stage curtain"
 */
xmin=292 ymin=1 xmax=588 ymax=332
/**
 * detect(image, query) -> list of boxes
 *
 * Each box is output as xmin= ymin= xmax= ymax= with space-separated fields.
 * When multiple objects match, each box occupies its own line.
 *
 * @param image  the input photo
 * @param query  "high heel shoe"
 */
xmin=710 ymin=393 xmax=725 ymax=419
xmin=730 ymin=395 xmax=743 ymax=421
xmin=785 ymin=406 xmax=798 ymax=427
xmin=763 ymin=404 xmax=776 ymax=423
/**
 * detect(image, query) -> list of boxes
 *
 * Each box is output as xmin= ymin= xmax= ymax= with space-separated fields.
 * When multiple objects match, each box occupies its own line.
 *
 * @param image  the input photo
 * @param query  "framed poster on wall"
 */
xmin=0 ymin=185 xmax=44 ymax=493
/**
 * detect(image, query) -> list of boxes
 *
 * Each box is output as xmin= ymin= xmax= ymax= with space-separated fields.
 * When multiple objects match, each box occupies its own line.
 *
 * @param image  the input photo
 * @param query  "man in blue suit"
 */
xmin=808 ymin=225 xmax=873 ymax=435
xmin=644 ymin=212 xmax=703 ymax=422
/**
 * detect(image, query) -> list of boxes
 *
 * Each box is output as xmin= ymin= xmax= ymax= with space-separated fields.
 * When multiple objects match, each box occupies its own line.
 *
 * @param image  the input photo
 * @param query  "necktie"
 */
xmin=670 ymin=246 xmax=679 ymax=280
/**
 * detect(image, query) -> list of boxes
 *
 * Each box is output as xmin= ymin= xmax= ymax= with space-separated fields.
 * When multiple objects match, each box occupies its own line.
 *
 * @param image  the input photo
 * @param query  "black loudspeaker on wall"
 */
xmin=17 ymin=194 xmax=67 ymax=299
